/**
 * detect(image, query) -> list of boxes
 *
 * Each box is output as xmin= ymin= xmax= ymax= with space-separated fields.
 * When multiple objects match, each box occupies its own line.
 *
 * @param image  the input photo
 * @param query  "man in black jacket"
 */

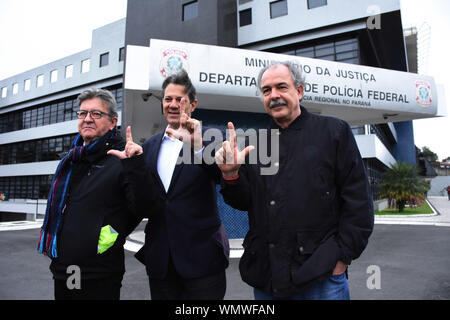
xmin=38 ymin=88 xmax=149 ymax=300
xmin=215 ymin=61 xmax=374 ymax=299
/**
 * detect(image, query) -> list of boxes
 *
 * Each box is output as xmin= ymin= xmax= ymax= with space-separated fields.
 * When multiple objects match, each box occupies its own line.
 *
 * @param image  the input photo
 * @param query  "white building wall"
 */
xmin=0 ymin=19 xmax=126 ymax=218
xmin=355 ymin=134 xmax=396 ymax=167
xmin=0 ymin=19 xmax=125 ymax=110
xmin=237 ymin=0 xmax=401 ymax=46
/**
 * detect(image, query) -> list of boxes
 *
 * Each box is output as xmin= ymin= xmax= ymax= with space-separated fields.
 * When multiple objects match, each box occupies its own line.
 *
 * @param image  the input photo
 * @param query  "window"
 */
xmin=100 ymin=52 xmax=109 ymax=67
xmin=119 ymin=47 xmax=125 ymax=62
xmin=24 ymin=79 xmax=31 ymax=91
xmin=315 ymin=43 xmax=334 ymax=58
xmin=270 ymin=0 xmax=288 ymax=19
xmin=308 ymin=0 xmax=327 ymax=9
xmin=50 ymin=70 xmax=58 ymax=83
xmin=278 ymin=38 xmax=359 ymax=65
xmin=0 ymin=84 xmax=122 ymax=134
xmin=1 ymin=87 xmax=6 ymax=98
xmin=239 ymin=8 xmax=252 ymax=26
xmin=81 ymin=59 xmax=90 ymax=73
xmin=0 ymin=175 xmax=54 ymax=200
xmin=183 ymin=1 xmax=198 ymax=21
xmin=37 ymin=74 xmax=44 ymax=87
xmin=65 ymin=65 xmax=73 ymax=78
xmin=12 ymin=83 xmax=19 ymax=95
xmin=239 ymin=0 xmax=252 ymax=4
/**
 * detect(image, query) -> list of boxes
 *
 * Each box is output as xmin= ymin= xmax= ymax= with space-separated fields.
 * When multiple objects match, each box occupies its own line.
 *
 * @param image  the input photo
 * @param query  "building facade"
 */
xmin=0 ymin=19 xmax=126 ymax=220
xmin=0 ymin=1 xmax=445 ymax=238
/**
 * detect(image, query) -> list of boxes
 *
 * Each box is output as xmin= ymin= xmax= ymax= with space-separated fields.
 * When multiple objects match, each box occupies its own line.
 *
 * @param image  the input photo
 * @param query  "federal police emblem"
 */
xmin=415 ymin=80 xmax=432 ymax=108
xmin=160 ymin=48 xmax=189 ymax=77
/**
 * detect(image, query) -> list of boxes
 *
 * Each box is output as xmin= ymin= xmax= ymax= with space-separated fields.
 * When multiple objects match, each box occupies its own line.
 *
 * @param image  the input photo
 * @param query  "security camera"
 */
xmin=141 ymin=93 xmax=152 ymax=102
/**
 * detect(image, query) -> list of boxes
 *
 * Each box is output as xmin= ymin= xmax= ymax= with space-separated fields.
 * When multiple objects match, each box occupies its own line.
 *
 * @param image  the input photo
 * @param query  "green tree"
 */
xmin=421 ymin=146 xmax=438 ymax=162
xmin=379 ymin=162 xmax=430 ymax=212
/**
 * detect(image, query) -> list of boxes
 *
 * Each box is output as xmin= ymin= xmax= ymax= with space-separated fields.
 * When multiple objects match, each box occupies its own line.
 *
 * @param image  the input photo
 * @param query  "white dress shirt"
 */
xmin=157 ymin=128 xmax=184 ymax=192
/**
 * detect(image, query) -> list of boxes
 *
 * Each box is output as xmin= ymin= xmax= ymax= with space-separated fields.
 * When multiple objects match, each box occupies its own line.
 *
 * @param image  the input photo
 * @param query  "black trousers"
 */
xmin=54 ymin=274 xmax=123 ymax=300
xmin=149 ymin=256 xmax=226 ymax=300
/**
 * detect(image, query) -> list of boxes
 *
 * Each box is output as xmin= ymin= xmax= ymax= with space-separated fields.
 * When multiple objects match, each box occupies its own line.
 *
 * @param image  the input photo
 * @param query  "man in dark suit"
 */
xmin=136 ymin=70 xmax=229 ymax=300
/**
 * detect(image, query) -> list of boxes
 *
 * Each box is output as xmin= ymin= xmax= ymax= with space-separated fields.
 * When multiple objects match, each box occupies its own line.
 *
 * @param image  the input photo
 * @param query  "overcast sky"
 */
xmin=0 ymin=0 xmax=449 ymax=160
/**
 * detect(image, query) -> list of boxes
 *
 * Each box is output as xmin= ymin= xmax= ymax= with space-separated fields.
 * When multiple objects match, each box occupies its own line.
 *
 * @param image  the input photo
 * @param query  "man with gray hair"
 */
xmin=38 ymin=88 xmax=150 ymax=300
xmin=215 ymin=61 xmax=374 ymax=299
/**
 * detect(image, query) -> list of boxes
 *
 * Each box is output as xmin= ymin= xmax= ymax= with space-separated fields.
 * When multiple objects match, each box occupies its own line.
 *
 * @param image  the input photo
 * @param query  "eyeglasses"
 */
xmin=76 ymin=110 xmax=111 ymax=119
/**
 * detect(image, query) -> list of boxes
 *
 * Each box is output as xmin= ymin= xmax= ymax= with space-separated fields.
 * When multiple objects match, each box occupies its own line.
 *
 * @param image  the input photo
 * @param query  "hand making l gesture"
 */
xmin=107 ymin=126 xmax=143 ymax=159
xmin=215 ymin=122 xmax=254 ymax=179
xmin=165 ymin=98 xmax=203 ymax=152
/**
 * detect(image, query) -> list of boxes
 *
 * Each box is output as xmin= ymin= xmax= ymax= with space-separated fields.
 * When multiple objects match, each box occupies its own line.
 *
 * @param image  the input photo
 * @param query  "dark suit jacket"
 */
xmin=135 ymin=128 xmax=229 ymax=280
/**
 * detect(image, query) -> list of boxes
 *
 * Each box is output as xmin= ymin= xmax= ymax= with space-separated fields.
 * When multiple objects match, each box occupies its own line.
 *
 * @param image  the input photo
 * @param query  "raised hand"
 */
xmin=215 ymin=122 xmax=254 ymax=179
xmin=107 ymin=126 xmax=143 ymax=159
xmin=166 ymin=98 xmax=203 ymax=151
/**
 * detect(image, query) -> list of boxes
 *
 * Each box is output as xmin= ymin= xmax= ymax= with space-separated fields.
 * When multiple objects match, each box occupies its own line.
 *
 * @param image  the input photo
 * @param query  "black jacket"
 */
xmin=135 ymin=128 xmax=229 ymax=280
xmin=220 ymin=106 xmax=374 ymax=297
xmin=50 ymin=133 xmax=150 ymax=280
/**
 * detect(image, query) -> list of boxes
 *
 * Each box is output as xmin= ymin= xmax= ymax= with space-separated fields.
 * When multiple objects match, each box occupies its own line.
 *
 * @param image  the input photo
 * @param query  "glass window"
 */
xmin=23 ymin=110 xmax=31 ymax=129
xmin=57 ymin=102 xmax=65 ymax=122
xmin=2 ymin=87 xmax=7 ymax=98
xmin=31 ymin=109 xmax=37 ymax=127
xmin=270 ymin=0 xmax=288 ymax=19
xmin=100 ymin=52 xmax=109 ymax=67
xmin=239 ymin=8 xmax=252 ymax=26
xmin=37 ymin=74 xmax=44 ymax=87
xmin=81 ymin=59 xmax=90 ymax=73
xmin=239 ymin=0 xmax=252 ymax=4
xmin=280 ymin=37 xmax=359 ymax=64
xmin=315 ymin=43 xmax=334 ymax=58
xmin=24 ymin=79 xmax=31 ymax=91
xmin=335 ymin=39 xmax=358 ymax=53
xmin=12 ymin=83 xmax=19 ymax=95
xmin=64 ymin=101 xmax=74 ymax=121
xmin=336 ymin=51 xmax=358 ymax=61
xmin=50 ymin=70 xmax=58 ymax=83
xmin=296 ymin=48 xmax=314 ymax=58
xmin=65 ymin=65 xmax=74 ymax=78
xmin=183 ymin=1 xmax=198 ymax=21
xmin=308 ymin=0 xmax=327 ymax=9
xmin=43 ymin=105 xmax=51 ymax=126
xmin=318 ymin=55 xmax=335 ymax=61
xmin=340 ymin=57 xmax=359 ymax=65
xmin=119 ymin=47 xmax=125 ymax=62
xmin=37 ymin=108 xmax=44 ymax=126
xmin=50 ymin=104 xmax=57 ymax=124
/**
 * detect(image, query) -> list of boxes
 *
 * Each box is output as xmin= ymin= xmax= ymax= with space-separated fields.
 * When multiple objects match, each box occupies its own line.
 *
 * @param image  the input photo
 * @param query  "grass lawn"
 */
xmin=375 ymin=199 xmax=434 ymax=215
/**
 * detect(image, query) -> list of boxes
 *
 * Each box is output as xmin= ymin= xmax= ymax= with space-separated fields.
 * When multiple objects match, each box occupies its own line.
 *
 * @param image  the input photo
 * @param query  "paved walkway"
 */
xmin=126 ymin=196 xmax=450 ymax=257
xmin=2 ymin=197 xmax=450 ymax=255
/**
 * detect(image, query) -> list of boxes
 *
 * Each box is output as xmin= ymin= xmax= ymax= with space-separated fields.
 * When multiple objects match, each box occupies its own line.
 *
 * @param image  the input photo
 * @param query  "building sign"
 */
xmin=148 ymin=39 xmax=437 ymax=115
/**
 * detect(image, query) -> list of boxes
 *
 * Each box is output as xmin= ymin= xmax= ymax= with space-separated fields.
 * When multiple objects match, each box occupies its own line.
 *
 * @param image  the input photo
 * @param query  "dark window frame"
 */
xmin=270 ymin=0 xmax=288 ymax=19
xmin=182 ymin=0 xmax=198 ymax=21
xmin=239 ymin=8 xmax=252 ymax=27
xmin=307 ymin=0 xmax=327 ymax=10
xmin=99 ymin=52 xmax=109 ymax=68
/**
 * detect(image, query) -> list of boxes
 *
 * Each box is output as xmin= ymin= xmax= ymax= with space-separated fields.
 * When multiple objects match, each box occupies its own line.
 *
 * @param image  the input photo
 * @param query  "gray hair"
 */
xmin=77 ymin=88 xmax=118 ymax=118
xmin=257 ymin=61 xmax=306 ymax=91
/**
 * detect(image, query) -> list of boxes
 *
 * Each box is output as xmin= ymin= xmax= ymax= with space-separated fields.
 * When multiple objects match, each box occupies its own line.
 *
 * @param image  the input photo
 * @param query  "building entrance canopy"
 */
xmin=124 ymin=39 xmax=441 ymax=136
